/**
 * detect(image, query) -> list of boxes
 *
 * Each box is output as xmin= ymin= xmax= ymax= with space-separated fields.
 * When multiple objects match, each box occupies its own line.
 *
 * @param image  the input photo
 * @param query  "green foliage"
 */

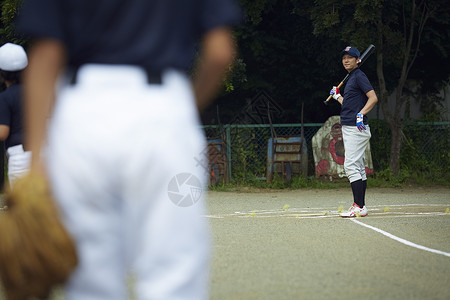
xmin=210 ymin=162 xmax=449 ymax=190
xmin=210 ymin=174 xmax=351 ymax=191
xmin=372 ymin=133 xmax=450 ymax=185
xmin=369 ymin=119 xmax=450 ymax=186
xmin=223 ymin=58 xmax=247 ymax=93
xmin=289 ymin=176 xmax=349 ymax=189
xmin=208 ymin=0 xmax=450 ymax=127
xmin=369 ymin=165 xmax=450 ymax=187
xmin=288 ymin=0 xmax=450 ymax=175
xmin=269 ymin=172 xmax=286 ymax=189
xmin=208 ymin=181 xmax=235 ymax=192
xmin=289 ymin=176 xmax=309 ymax=189
xmin=230 ymin=128 xmax=266 ymax=184
xmin=368 ymin=119 xmax=391 ymax=170
xmin=371 ymin=168 xmax=409 ymax=187
xmin=398 ymin=121 xmax=450 ymax=185
xmin=0 ymin=0 xmax=26 ymax=45
xmin=238 ymin=0 xmax=277 ymax=25
xmin=214 ymin=0 xmax=342 ymax=124
xmin=321 ymin=9 xmax=340 ymax=29
xmin=209 ymin=121 xmax=449 ymax=190
xmin=303 ymin=0 xmax=417 ymax=82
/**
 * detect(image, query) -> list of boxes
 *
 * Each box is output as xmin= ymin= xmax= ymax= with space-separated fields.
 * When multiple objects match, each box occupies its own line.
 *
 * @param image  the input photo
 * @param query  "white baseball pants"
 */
xmin=6 ymin=144 xmax=31 ymax=186
xmin=342 ymin=125 xmax=371 ymax=183
xmin=45 ymin=65 xmax=210 ymax=300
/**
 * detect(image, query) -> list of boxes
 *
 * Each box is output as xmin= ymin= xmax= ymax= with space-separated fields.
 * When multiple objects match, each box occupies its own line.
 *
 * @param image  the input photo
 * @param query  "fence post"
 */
xmin=226 ymin=124 xmax=232 ymax=182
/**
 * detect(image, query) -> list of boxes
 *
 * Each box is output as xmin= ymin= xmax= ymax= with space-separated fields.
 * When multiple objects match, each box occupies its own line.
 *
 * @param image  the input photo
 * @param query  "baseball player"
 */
xmin=17 ymin=0 xmax=240 ymax=299
xmin=0 ymin=43 xmax=31 ymax=186
xmin=329 ymin=46 xmax=378 ymax=218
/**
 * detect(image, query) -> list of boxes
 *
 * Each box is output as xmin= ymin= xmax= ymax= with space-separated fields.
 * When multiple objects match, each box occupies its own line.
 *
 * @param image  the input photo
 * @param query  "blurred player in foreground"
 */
xmin=330 ymin=46 xmax=378 ymax=218
xmin=0 ymin=43 xmax=31 ymax=186
xmin=17 ymin=0 xmax=240 ymax=299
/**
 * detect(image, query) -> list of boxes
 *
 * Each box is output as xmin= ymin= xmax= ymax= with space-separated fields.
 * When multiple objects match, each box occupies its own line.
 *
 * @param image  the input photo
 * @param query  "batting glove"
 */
xmin=330 ymin=86 xmax=341 ymax=100
xmin=356 ymin=113 xmax=366 ymax=131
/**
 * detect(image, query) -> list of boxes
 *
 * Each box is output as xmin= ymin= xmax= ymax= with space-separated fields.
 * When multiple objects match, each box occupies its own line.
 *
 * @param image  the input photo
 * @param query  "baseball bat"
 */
xmin=324 ymin=44 xmax=376 ymax=104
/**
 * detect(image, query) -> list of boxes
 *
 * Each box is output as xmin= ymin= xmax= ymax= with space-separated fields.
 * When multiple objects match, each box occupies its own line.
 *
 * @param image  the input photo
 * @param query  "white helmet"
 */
xmin=0 ymin=43 xmax=28 ymax=71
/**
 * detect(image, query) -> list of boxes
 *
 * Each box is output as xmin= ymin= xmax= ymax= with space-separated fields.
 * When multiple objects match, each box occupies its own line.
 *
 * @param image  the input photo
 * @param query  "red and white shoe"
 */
xmin=340 ymin=203 xmax=368 ymax=218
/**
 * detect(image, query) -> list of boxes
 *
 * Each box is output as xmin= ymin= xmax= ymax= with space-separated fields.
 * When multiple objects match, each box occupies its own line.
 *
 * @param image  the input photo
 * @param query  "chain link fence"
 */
xmin=204 ymin=124 xmax=320 ymax=182
xmin=203 ymin=121 xmax=450 ymax=183
xmin=403 ymin=122 xmax=450 ymax=165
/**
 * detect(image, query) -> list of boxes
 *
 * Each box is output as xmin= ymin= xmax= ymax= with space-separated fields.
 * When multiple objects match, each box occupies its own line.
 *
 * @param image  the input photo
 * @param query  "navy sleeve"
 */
xmin=0 ymin=96 xmax=10 ymax=126
xmin=356 ymin=71 xmax=374 ymax=94
xmin=16 ymin=0 xmax=65 ymax=41
xmin=199 ymin=0 xmax=241 ymax=33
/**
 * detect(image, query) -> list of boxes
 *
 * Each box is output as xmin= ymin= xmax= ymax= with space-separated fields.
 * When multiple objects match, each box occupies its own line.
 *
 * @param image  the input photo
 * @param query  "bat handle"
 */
xmin=324 ymin=81 xmax=345 ymax=103
xmin=324 ymin=94 xmax=333 ymax=105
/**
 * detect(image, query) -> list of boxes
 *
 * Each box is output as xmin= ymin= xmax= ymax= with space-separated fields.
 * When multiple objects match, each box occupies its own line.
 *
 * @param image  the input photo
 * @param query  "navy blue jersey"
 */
xmin=17 ymin=0 xmax=241 ymax=72
xmin=340 ymin=68 xmax=374 ymax=126
xmin=0 ymin=84 xmax=24 ymax=148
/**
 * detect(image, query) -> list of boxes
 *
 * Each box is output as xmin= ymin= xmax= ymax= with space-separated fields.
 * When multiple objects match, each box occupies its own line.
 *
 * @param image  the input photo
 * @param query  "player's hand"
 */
xmin=330 ymin=86 xmax=341 ymax=101
xmin=356 ymin=113 xmax=366 ymax=131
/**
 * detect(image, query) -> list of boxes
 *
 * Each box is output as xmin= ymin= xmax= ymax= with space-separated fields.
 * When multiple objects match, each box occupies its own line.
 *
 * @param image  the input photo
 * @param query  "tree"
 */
xmin=206 ymin=0 xmax=344 ymax=125
xmin=0 ymin=0 xmax=25 ymax=45
xmin=302 ymin=0 xmax=449 ymax=175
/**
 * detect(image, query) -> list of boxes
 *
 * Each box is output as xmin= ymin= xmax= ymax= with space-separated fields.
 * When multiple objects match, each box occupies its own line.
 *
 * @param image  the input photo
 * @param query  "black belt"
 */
xmin=7 ymin=142 xmax=27 ymax=151
xmin=7 ymin=144 xmax=29 ymax=152
xmin=69 ymin=66 xmax=163 ymax=85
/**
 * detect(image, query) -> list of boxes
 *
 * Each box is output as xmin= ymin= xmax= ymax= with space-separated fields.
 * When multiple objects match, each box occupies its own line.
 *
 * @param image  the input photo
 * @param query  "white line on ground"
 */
xmin=370 ymin=204 xmax=450 ymax=208
xmin=205 ymin=208 xmax=449 ymax=219
xmin=350 ymin=219 xmax=450 ymax=258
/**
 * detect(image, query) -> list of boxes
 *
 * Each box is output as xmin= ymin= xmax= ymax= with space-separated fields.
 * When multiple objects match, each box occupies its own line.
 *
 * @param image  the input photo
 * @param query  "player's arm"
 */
xmin=0 ymin=98 xmax=10 ymax=140
xmin=192 ymin=27 xmax=236 ymax=112
xmin=0 ymin=125 xmax=9 ymax=141
xmin=330 ymin=87 xmax=344 ymax=105
xmin=359 ymin=90 xmax=378 ymax=115
xmin=23 ymin=39 xmax=66 ymax=173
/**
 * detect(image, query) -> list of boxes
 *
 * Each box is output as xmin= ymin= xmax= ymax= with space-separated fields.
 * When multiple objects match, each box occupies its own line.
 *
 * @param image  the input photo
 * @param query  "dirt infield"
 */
xmin=1 ymin=187 xmax=449 ymax=299
xmin=207 ymin=187 xmax=450 ymax=300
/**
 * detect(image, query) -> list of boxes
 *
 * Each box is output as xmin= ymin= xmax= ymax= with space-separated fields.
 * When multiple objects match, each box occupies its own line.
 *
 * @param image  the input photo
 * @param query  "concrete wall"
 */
xmin=367 ymin=84 xmax=450 ymax=121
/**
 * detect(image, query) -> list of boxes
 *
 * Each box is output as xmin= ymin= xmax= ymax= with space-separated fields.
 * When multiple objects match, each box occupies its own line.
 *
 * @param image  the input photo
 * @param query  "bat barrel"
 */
xmin=359 ymin=44 xmax=375 ymax=65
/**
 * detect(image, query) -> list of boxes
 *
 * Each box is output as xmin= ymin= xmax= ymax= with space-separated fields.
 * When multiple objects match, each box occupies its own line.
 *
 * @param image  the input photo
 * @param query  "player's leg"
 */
xmin=342 ymin=126 xmax=371 ymax=216
xmin=123 ymin=70 xmax=210 ymax=300
xmin=362 ymin=179 xmax=367 ymax=207
xmin=342 ymin=126 xmax=371 ymax=183
xmin=45 ymin=77 xmax=129 ymax=300
xmin=358 ymin=125 xmax=371 ymax=207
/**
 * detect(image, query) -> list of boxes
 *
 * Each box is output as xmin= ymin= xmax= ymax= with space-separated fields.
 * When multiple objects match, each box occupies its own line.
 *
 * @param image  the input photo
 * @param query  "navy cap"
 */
xmin=341 ymin=46 xmax=360 ymax=58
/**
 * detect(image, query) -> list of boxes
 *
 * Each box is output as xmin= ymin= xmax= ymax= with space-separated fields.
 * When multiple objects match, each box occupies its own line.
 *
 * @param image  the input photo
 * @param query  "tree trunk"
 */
xmin=375 ymin=21 xmax=391 ymax=124
xmin=389 ymin=120 xmax=402 ymax=175
xmin=376 ymin=20 xmax=402 ymax=175
xmin=387 ymin=0 xmax=420 ymax=176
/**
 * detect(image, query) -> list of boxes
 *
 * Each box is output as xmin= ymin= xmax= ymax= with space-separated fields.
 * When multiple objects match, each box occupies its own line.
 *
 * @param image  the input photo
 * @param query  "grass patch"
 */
xmin=208 ymin=167 xmax=450 ymax=192
xmin=209 ymin=175 xmax=350 ymax=192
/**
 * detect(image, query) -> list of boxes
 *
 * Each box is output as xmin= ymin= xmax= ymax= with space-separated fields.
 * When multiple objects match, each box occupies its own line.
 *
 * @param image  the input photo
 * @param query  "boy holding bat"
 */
xmin=330 ymin=46 xmax=378 ymax=217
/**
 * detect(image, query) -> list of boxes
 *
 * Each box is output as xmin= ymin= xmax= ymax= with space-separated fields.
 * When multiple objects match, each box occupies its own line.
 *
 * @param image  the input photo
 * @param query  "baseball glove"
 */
xmin=0 ymin=173 xmax=78 ymax=300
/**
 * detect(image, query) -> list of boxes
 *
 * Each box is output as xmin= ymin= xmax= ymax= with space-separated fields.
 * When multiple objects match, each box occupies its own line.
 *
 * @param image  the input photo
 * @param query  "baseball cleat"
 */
xmin=340 ymin=203 xmax=368 ymax=218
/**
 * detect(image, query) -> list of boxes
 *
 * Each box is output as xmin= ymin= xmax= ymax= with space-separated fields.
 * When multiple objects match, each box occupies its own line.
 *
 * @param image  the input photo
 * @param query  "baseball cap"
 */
xmin=341 ymin=46 xmax=360 ymax=58
xmin=0 ymin=43 xmax=28 ymax=71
